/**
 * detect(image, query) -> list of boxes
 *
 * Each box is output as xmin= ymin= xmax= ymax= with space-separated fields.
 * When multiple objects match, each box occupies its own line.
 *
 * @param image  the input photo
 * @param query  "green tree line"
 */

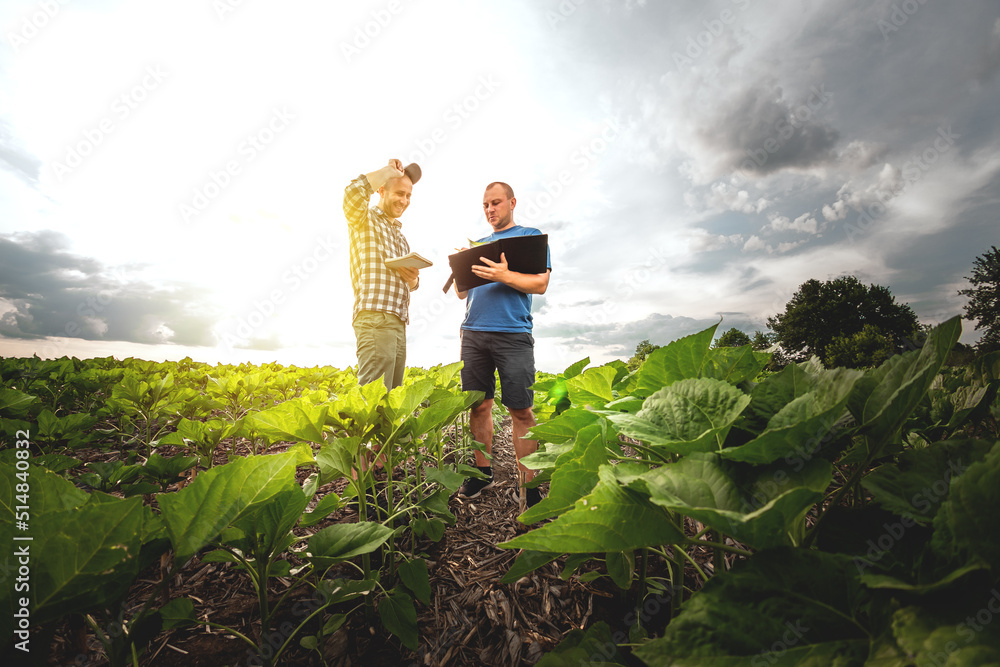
xmin=627 ymin=246 xmax=999 ymax=370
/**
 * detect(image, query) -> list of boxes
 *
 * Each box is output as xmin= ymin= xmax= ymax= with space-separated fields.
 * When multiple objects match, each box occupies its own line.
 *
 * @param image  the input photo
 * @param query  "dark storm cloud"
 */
xmin=551 ymin=0 xmax=999 ymax=182
xmin=782 ymin=1 xmax=1000 ymax=157
xmin=882 ymin=169 xmax=1000 ymax=313
xmin=975 ymin=17 xmax=1000 ymax=83
xmin=0 ymin=231 xmax=218 ymax=346
xmin=714 ymin=81 xmax=840 ymax=176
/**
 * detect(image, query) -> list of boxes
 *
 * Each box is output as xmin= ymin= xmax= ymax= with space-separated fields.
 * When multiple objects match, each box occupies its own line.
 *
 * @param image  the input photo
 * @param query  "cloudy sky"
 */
xmin=1 ymin=0 xmax=997 ymax=373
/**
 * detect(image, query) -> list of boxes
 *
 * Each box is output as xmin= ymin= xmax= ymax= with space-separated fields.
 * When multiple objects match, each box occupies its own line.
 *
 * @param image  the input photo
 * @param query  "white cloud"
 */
xmin=769 ymin=212 xmax=819 ymax=234
xmin=698 ymin=181 xmax=771 ymax=214
xmin=775 ymin=240 xmax=806 ymax=254
xmin=742 ymin=233 xmax=806 ymax=255
xmin=822 ymin=199 xmax=849 ymax=221
xmin=839 ymin=140 xmax=889 ymax=170
xmin=685 ymin=228 xmax=744 ymax=252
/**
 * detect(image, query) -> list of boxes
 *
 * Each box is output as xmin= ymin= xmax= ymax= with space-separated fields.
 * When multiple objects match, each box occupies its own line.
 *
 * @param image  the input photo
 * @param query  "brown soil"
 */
xmin=40 ymin=418 xmax=718 ymax=667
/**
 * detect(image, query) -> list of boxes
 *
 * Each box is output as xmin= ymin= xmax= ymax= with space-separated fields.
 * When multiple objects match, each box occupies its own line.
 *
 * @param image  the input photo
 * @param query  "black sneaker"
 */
xmin=363 ymin=492 xmax=385 ymax=522
xmin=458 ymin=468 xmax=494 ymax=498
xmin=525 ymin=487 xmax=542 ymax=509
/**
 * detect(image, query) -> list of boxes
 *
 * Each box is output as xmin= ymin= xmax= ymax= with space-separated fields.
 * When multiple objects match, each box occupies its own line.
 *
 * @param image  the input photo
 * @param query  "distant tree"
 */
xmin=751 ymin=330 xmax=790 ymax=370
xmin=767 ymin=276 xmax=919 ymax=366
xmin=958 ymin=245 xmax=1000 ymax=353
xmin=824 ymin=324 xmax=894 ymax=369
xmin=947 ymin=341 xmax=977 ymax=367
xmin=627 ymin=339 xmax=661 ymax=371
xmin=751 ymin=330 xmax=775 ymax=350
xmin=713 ymin=328 xmax=752 ymax=348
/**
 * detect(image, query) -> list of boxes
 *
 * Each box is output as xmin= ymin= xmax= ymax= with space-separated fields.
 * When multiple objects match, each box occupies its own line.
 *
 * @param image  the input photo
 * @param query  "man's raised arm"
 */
xmin=365 ymin=159 xmax=405 ymax=191
xmin=344 ymin=159 xmax=406 ymax=228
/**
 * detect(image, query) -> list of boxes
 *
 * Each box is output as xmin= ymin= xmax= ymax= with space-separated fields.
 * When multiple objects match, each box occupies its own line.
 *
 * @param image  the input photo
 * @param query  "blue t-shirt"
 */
xmin=461 ymin=225 xmax=552 ymax=333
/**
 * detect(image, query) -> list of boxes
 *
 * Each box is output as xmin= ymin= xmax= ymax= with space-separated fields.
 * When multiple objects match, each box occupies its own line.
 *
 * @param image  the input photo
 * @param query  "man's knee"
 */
xmin=472 ymin=399 xmax=494 ymax=417
xmin=509 ymin=406 xmax=535 ymax=424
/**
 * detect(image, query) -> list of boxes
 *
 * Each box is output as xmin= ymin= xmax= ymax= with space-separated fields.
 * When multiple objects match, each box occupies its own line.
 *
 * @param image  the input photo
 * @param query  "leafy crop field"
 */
xmin=2 ymin=316 xmax=999 ymax=666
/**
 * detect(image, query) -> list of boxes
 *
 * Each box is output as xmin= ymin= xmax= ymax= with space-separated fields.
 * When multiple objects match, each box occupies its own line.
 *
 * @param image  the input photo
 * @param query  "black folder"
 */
xmin=443 ymin=234 xmax=548 ymax=292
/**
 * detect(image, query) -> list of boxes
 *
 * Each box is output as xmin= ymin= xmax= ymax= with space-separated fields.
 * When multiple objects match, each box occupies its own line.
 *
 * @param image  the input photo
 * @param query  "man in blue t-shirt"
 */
xmin=454 ymin=181 xmax=551 ymax=512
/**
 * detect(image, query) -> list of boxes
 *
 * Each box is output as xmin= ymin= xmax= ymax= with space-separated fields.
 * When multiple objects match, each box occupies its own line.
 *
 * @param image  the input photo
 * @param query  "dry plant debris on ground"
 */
xmin=47 ymin=417 xmax=720 ymax=667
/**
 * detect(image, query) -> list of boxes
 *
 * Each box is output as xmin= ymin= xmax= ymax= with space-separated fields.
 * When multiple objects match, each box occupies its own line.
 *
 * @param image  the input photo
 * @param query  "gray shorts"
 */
xmin=460 ymin=330 xmax=535 ymax=410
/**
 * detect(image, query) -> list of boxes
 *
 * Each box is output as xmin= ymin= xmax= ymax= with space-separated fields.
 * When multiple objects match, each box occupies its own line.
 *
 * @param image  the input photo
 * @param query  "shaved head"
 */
xmin=485 ymin=181 xmax=514 ymax=199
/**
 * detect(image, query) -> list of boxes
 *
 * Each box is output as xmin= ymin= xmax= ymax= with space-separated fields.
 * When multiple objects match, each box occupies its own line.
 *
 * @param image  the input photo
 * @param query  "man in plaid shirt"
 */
xmin=344 ymin=158 xmax=422 ymax=390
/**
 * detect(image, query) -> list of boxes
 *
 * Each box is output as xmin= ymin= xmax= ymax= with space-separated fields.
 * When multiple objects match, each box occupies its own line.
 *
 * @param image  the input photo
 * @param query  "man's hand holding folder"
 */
xmin=442 ymin=233 xmax=549 ymax=293
xmin=470 ymin=252 xmax=511 ymax=284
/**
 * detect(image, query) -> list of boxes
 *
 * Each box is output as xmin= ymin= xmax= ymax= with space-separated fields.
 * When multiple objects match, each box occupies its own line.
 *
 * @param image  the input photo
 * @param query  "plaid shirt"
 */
xmin=344 ymin=174 xmax=416 ymax=324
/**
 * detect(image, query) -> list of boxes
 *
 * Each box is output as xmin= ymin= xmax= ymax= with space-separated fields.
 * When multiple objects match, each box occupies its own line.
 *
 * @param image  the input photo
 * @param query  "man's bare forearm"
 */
xmin=365 ymin=160 xmax=405 ymax=191
xmin=498 ymin=270 xmax=550 ymax=295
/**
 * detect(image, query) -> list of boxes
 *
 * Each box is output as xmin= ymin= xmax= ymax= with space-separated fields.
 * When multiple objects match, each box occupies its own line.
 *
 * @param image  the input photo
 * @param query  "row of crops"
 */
xmin=3 ymin=314 xmax=1000 ymax=665
xmin=1 ymin=355 xmax=487 ymax=665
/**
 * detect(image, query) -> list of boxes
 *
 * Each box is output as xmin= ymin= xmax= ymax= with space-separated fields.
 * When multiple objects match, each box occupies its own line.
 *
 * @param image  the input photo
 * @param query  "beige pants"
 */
xmin=353 ymin=310 xmax=406 ymax=390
